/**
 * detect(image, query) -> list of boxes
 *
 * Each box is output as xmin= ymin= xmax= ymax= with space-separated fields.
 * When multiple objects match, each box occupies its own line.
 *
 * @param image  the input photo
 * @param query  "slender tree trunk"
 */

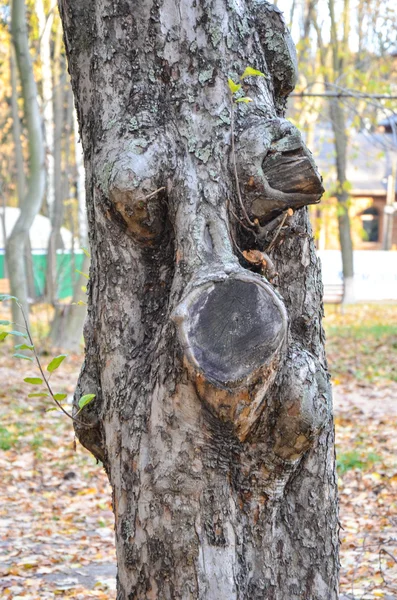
xmin=327 ymin=0 xmax=355 ymax=302
xmin=73 ymin=108 xmax=88 ymax=246
xmin=10 ymin=46 xmax=36 ymax=301
xmin=50 ymin=99 xmax=89 ymax=351
xmin=49 ymin=83 xmax=87 ymax=350
xmin=7 ymin=0 xmax=45 ymax=324
xmin=10 ymin=47 xmax=26 ymax=202
xmin=36 ymin=0 xmax=56 ymax=218
xmin=60 ymin=1 xmax=339 ymax=598
xmin=49 ymin=253 xmax=88 ymax=351
xmin=45 ymin=19 xmax=64 ymax=304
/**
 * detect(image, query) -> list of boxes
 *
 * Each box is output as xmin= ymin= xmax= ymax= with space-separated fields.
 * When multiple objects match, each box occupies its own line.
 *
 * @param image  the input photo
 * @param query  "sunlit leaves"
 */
xmin=47 ymin=355 xmax=68 ymax=373
xmin=13 ymin=353 xmax=33 ymax=361
xmin=24 ymin=377 xmax=43 ymax=385
xmin=76 ymin=269 xmax=89 ymax=280
xmin=78 ymin=394 xmax=96 ymax=410
xmin=15 ymin=343 xmax=34 ymax=351
xmin=240 ymin=66 xmax=266 ymax=79
xmin=0 ymin=330 xmax=28 ymax=340
xmin=227 ymin=78 xmax=241 ymax=94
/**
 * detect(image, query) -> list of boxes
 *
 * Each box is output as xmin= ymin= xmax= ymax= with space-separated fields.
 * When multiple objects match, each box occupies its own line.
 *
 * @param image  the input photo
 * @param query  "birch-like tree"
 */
xmin=6 ymin=0 xmax=45 ymax=323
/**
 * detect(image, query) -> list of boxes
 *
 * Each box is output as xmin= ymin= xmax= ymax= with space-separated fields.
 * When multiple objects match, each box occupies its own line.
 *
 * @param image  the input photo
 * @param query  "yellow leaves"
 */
xmin=235 ymin=96 xmax=253 ymax=103
xmin=240 ymin=66 xmax=266 ymax=79
xmin=228 ymin=65 xmax=267 ymax=103
xmin=77 ymin=487 xmax=98 ymax=495
xmin=227 ymin=78 xmax=241 ymax=94
xmin=0 ymin=345 xmax=116 ymax=599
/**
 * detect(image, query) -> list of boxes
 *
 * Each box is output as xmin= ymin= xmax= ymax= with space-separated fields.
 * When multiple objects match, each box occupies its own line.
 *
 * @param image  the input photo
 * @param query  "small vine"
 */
xmin=0 ymin=294 xmax=95 ymax=428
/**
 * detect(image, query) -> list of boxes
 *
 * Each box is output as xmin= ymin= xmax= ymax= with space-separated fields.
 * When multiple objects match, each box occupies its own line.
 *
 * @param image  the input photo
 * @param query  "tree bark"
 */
xmin=59 ymin=1 xmax=339 ymax=598
xmin=7 ymin=0 xmax=45 ymax=323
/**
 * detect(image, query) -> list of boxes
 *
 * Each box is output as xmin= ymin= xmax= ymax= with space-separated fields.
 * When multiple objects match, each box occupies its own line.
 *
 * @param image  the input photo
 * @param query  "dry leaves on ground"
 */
xmin=0 ymin=303 xmax=396 ymax=599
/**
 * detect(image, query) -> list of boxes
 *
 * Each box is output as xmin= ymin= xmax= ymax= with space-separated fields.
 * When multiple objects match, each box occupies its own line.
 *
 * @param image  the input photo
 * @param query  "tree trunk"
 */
xmin=327 ymin=0 xmax=355 ymax=303
xmin=36 ymin=0 xmax=56 ymax=218
xmin=49 ymin=85 xmax=87 ymax=350
xmin=59 ymin=1 xmax=339 ymax=598
xmin=7 ymin=0 xmax=45 ymax=323
xmin=10 ymin=46 xmax=26 ymax=203
xmin=73 ymin=108 xmax=88 ymax=246
xmin=45 ymin=18 xmax=65 ymax=304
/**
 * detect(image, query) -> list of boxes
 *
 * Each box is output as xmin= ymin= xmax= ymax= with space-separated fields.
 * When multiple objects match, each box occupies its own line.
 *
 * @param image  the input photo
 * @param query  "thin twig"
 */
xmin=266 ymin=210 xmax=289 ymax=252
xmin=227 ymin=198 xmax=257 ymax=235
xmin=18 ymin=302 xmax=95 ymax=429
xmin=142 ymin=187 xmax=165 ymax=201
xmin=230 ymin=99 xmax=257 ymax=229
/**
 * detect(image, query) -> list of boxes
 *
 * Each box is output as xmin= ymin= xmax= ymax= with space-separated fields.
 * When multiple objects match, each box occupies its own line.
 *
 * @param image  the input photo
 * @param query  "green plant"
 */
xmin=337 ymin=450 xmax=381 ymax=474
xmin=227 ymin=66 xmax=266 ymax=230
xmin=0 ymin=425 xmax=18 ymax=451
xmin=0 ymin=294 xmax=95 ymax=425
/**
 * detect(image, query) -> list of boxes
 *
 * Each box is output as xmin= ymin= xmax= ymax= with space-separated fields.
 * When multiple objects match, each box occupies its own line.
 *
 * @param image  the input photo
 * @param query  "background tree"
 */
xmin=288 ymin=0 xmax=397 ymax=299
xmin=59 ymin=0 xmax=339 ymax=598
xmin=6 ymin=0 xmax=45 ymax=325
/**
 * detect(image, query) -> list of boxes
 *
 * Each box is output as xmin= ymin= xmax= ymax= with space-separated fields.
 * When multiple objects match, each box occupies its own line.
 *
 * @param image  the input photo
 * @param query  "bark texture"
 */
xmin=59 ymin=0 xmax=339 ymax=598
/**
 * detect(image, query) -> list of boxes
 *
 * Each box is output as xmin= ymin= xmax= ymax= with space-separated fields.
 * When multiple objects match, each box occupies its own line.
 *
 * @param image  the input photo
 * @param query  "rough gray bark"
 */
xmin=7 ymin=0 xmax=45 ymax=322
xmin=59 ymin=1 xmax=339 ymax=598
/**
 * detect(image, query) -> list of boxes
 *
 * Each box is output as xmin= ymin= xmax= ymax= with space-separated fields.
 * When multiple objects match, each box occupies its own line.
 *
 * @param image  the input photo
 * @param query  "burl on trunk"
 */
xmin=59 ymin=0 xmax=339 ymax=598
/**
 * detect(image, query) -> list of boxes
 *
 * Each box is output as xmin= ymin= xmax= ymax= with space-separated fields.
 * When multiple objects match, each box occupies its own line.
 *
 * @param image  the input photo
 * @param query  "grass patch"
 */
xmin=324 ymin=305 xmax=397 ymax=383
xmin=337 ymin=449 xmax=382 ymax=475
xmin=0 ymin=425 xmax=18 ymax=450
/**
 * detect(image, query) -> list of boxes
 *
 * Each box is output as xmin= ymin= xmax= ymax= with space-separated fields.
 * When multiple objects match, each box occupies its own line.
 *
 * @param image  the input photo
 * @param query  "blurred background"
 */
xmin=0 ymin=1 xmax=396 ymax=599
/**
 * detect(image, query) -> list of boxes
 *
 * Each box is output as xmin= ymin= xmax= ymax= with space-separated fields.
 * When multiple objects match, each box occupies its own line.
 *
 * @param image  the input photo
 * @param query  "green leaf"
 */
xmin=0 ymin=320 xmax=11 ymax=326
xmin=228 ymin=78 xmax=241 ymax=94
xmin=47 ymin=354 xmax=68 ymax=373
xmin=76 ymin=269 xmax=89 ymax=280
xmin=78 ymin=394 xmax=96 ymax=410
xmin=53 ymin=393 xmax=67 ymax=401
xmin=235 ymin=97 xmax=253 ymax=103
xmin=0 ymin=332 xmax=9 ymax=341
xmin=240 ymin=66 xmax=266 ymax=79
xmin=81 ymin=286 xmax=87 ymax=293
xmin=0 ymin=294 xmax=17 ymax=302
xmin=24 ymin=377 xmax=44 ymax=385
xmin=15 ymin=343 xmax=34 ymax=351
xmin=13 ymin=353 xmax=33 ymax=361
xmin=82 ymin=247 xmax=91 ymax=258
xmin=46 ymin=407 xmax=60 ymax=412
xmin=7 ymin=330 xmax=28 ymax=338
xmin=28 ymin=392 xmax=50 ymax=398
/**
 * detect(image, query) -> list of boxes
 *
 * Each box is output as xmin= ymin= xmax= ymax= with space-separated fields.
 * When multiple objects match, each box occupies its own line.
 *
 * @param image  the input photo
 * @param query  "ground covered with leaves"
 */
xmin=0 ymin=304 xmax=396 ymax=599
